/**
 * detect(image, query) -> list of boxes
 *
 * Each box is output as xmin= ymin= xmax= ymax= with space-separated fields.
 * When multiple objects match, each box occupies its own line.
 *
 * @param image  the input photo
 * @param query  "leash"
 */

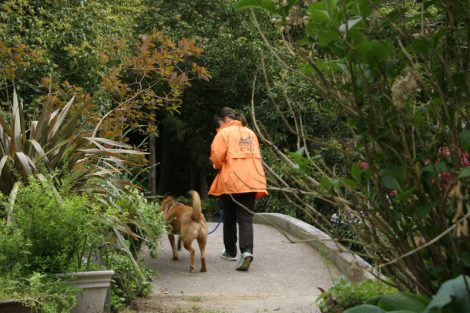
xmin=207 ymin=209 xmax=223 ymax=235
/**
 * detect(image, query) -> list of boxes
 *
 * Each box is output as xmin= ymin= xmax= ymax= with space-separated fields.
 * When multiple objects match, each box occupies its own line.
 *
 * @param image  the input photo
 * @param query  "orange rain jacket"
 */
xmin=209 ymin=120 xmax=268 ymax=200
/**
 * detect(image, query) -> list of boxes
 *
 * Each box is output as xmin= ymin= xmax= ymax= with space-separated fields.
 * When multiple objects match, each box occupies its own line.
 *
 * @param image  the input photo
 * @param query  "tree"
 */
xmin=0 ymin=0 xmax=212 ymax=195
xmin=0 ymin=0 xmax=145 ymax=99
xmin=239 ymin=0 xmax=470 ymax=294
xmin=139 ymin=0 xmax=277 ymax=197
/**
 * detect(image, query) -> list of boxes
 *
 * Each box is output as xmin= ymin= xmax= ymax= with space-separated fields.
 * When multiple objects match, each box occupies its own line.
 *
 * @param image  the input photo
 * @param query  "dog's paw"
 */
xmin=200 ymin=267 xmax=207 ymax=273
xmin=172 ymin=256 xmax=178 ymax=261
xmin=189 ymin=266 xmax=194 ymax=272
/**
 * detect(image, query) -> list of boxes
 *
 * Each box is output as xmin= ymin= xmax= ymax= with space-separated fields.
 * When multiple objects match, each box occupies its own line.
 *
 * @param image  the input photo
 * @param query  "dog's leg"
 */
xmin=168 ymin=234 xmax=178 ymax=260
xmin=177 ymin=237 xmax=182 ymax=251
xmin=197 ymin=236 xmax=207 ymax=272
xmin=183 ymin=240 xmax=196 ymax=272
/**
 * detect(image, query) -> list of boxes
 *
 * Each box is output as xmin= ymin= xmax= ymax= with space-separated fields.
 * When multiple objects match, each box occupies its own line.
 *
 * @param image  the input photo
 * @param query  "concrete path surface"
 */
xmin=136 ymin=222 xmax=339 ymax=313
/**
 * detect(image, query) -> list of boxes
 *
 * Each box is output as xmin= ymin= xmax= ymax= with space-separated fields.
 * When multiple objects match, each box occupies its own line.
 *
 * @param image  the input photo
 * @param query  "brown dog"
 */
xmin=161 ymin=190 xmax=208 ymax=272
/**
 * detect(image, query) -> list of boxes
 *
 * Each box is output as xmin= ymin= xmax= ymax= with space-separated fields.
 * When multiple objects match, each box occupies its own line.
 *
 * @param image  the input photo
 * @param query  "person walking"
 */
xmin=209 ymin=107 xmax=268 ymax=271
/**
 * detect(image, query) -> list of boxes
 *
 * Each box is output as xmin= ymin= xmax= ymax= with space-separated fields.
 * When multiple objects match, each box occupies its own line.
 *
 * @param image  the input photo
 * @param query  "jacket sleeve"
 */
xmin=210 ymin=132 xmax=227 ymax=170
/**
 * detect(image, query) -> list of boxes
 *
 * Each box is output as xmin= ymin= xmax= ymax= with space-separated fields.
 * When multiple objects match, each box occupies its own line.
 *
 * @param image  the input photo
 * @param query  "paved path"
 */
xmin=137 ymin=223 xmax=339 ymax=313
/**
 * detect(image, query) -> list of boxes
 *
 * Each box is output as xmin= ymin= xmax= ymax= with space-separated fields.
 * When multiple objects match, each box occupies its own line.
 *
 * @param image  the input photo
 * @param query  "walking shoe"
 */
xmin=236 ymin=252 xmax=253 ymax=271
xmin=219 ymin=249 xmax=237 ymax=261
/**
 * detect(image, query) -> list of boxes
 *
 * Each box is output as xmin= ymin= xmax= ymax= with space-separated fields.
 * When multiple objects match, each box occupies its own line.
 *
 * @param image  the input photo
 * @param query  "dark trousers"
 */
xmin=221 ymin=192 xmax=256 ymax=256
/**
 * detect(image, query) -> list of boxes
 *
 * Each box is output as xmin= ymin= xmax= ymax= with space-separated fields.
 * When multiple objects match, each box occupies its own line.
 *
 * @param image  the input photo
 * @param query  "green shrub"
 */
xmin=0 ymin=272 xmax=78 ymax=313
xmin=2 ymin=176 xmax=166 ymax=312
xmin=238 ymin=0 xmax=470 ymax=294
xmin=97 ymin=185 xmax=165 ymax=310
xmin=317 ymin=279 xmax=397 ymax=313
xmin=0 ymin=220 xmax=30 ymax=274
xmin=110 ymin=186 xmax=165 ymax=258
xmin=107 ymin=252 xmax=153 ymax=310
xmin=13 ymin=179 xmax=93 ymax=273
xmin=344 ymin=275 xmax=470 ymax=313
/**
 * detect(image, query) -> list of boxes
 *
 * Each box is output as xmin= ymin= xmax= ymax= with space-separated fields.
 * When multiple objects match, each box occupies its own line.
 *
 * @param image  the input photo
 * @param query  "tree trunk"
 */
xmin=157 ymin=123 xmax=172 ymax=194
xmin=149 ymin=113 xmax=157 ymax=197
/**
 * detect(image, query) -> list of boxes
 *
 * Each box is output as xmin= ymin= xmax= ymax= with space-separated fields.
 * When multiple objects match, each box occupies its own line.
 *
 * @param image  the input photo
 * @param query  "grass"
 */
xmin=187 ymin=295 xmax=204 ymax=302
xmin=174 ymin=305 xmax=230 ymax=313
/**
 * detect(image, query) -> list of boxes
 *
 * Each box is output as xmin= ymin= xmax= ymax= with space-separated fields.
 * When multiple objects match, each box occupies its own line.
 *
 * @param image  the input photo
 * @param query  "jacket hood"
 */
xmin=216 ymin=120 xmax=242 ymax=132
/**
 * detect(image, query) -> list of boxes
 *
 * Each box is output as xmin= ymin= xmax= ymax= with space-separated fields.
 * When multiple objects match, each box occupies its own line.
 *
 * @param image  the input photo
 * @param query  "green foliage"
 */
xmin=317 ymin=279 xmax=397 ymax=313
xmin=344 ymin=275 xmax=470 ymax=313
xmin=13 ymin=178 xmax=93 ymax=273
xmin=104 ymin=185 xmax=165 ymax=258
xmin=345 ymin=305 xmax=390 ymax=313
xmin=0 ymin=4 xmax=211 ymax=150
xmin=424 ymin=275 xmax=470 ymax=313
xmin=0 ymin=90 xmax=144 ymax=195
xmin=238 ymin=0 xmax=279 ymax=13
xmin=369 ymin=293 xmax=429 ymax=312
xmin=1 ymin=176 xmax=165 ymax=311
xmin=257 ymin=191 xmax=300 ymax=216
xmin=107 ymin=252 xmax=153 ymax=310
xmin=239 ymin=0 xmax=470 ymax=294
xmin=0 ymin=81 xmax=168 ymax=312
xmin=0 ymin=3 xmax=184 ymax=310
xmin=96 ymin=30 xmax=210 ymax=141
xmin=237 ymin=0 xmax=298 ymax=18
xmin=460 ymin=131 xmax=470 ymax=153
xmin=0 ymin=220 xmax=30 ymax=275
xmin=0 ymin=0 xmax=145 ymax=94
xmin=88 ymin=183 xmax=165 ymax=310
xmin=0 ymin=272 xmax=78 ymax=313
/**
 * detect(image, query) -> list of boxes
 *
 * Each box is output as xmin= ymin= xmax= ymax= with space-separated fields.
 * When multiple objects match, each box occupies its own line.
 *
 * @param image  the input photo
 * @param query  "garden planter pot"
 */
xmin=57 ymin=270 xmax=114 ymax=313
xmin=0 ymin=300 xmax=32 ymax=313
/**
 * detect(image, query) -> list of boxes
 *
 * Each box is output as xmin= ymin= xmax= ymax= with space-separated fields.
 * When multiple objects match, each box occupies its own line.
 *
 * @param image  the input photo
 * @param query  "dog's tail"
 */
xmin=188 ymin=190 xmax=202 ymax=222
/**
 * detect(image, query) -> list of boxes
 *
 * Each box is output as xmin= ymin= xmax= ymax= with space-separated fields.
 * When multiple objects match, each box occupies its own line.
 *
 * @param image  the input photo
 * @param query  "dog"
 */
xmin=161 ymin=190 xmax=208 ymax=272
